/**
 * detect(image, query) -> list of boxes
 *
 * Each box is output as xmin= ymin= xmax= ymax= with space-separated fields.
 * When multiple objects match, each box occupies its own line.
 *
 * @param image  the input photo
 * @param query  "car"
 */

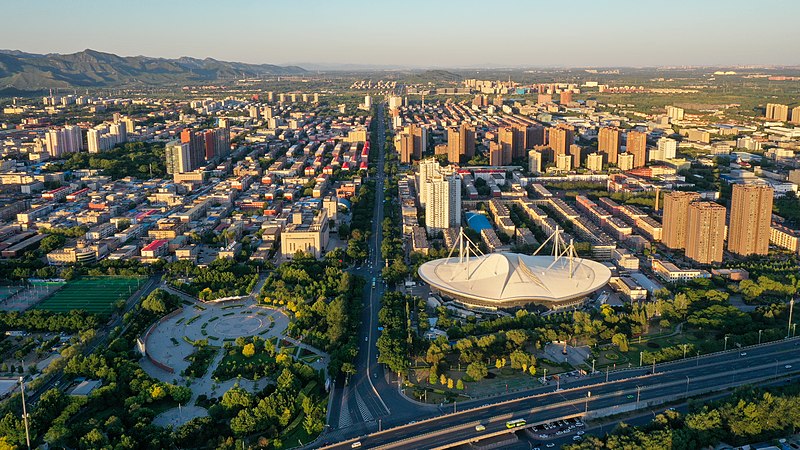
xmin=740 ymin=352 xmax=747 ymax=356
xmin=576 ymin=431 xmax=585 ymax=436
xmin=351 ymin=442 xmax=362 ymax=448
xmin=475 ymin=424 xmax=485 ymax=431
xmin=786 ymin=364 xmax=793 ymax=369
xmin=626 ymin=394 xmax=635 ymax=399
xmin=573 ymin=435 xmax=583 ymax=441
xmin=546 ymin=444 xmax=556 ymax=448
xmin=365 ymin=336 xmax=368 ymax=342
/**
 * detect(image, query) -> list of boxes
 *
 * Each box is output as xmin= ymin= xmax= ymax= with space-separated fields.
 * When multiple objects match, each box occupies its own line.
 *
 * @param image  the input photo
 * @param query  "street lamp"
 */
xmin=591 ymin=359 xmax=596 ymax=374
xmin=19 ymin=377 xmax=30 ymax=450
xmin=682 ymin=344 xmax=688 ymax=359
xmin=639 ymin=351 xmax=643 ymax=367
xmin=724 ymin=335 xmax=730 ymax=351
xmin=788 ymin=298 xmax=795 ymax=339
xmin=636 ymin=386 xmax=641 ymax=408
xmin=759 ymin=329 xmax=763 ymax=345
xmin=585 ymin=391 xmax=591 ymax=413
xmin=685 ymin=376 xmax=690 ymax=396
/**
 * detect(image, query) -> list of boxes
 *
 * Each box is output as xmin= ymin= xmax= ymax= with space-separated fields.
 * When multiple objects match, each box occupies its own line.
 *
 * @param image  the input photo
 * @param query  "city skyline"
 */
xmin=3 ymin=0 xmax=800 ymax=69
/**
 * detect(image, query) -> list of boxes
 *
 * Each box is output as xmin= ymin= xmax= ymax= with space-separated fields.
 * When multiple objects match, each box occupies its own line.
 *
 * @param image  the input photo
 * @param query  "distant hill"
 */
xmin=0 ymin=49 xmax=307 ymax=89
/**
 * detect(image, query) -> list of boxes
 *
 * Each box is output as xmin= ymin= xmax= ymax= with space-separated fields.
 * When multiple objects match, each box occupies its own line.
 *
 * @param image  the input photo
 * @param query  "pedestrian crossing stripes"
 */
xmin=355 ymin=391 xmax=374 ymax=422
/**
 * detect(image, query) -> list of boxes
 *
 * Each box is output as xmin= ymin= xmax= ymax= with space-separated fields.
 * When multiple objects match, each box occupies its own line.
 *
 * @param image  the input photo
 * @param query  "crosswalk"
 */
xmin=355 ymin=391 xmax=374 ymax=422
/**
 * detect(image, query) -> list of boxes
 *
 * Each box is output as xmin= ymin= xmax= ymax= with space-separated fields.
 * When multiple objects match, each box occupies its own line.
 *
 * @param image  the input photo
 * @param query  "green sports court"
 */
xmin=35 ymin=277 xmax=144 ymax=315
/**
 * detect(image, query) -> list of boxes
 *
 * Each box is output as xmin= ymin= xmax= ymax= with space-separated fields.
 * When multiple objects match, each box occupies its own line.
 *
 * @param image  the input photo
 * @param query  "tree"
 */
xmin=456 ymin=379 xmax=464 ymax=390
xmin=242 ymin=343 xmax=255 ymax=358
xmin=439 ymin=373 xmax=447 ymax=386
xmin=150 ymin=384 xmax=166 ymax=400
xmin=466 ymin=362 xmax=488 ymax=381
xmin=612 ymin=333 xmax=629 ymax=352
xmin=447 ymin=378 xmax=454 ymax=389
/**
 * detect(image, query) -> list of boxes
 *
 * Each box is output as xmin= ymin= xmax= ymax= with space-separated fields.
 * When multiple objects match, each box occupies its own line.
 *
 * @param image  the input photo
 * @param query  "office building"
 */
xmin=598 ymin=127 xmax=621 ymax=165
xmin=281 ymin=211 xmax=330 ymax=259
xmin=728 ymin=184 xmax=773 ymax=256
xmin=662 ymin=191 xmax=701 ymax=250
xmin=766 ymin=103 xmax=789 ymax=121
xmin=685 ymin=201 xmax=726 ymax=264
xmin=626 ymin=131 xmax=647 ymax=168
xmin=548 ymin=124 xmax=574 ymax=157
xmin=586 ymin=153 xmax=603 ymax=172
xmin=528 ymin=149 xmax=543 ymax=174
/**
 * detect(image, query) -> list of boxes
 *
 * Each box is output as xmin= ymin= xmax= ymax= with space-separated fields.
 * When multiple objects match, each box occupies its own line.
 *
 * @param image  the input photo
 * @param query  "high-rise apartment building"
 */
xmin=548 ymin=124 xmax=574 ymax=157
xmin=559 ymin=91 xmax=573 ymax=104
xmin=528 ymin=150 xmax=543 ymax=174
xmin=489 ymin=142 xmax=503 ymax=166
xmin=586 ymin=153 xmax=603 ymax=172
xmin=165 ymin=141 xmax=193 ymax=174
xmin=766 ymin=103 xmax=789 ymax=121
xmin=685 ymin=201 xmax=726 ymax=264
xmin=556 ymin=154 xmax=572 ymax=171
xmin=656 ymin=137 xmax=677 ymax=160
xmin=728 ymin=184 xmax=773 ymax=256
xmin=791 ymin=106 xmax=800 ymax=125
xmin=45 ymin=125 xmax=83 ymax=158
xmin=398 ymin=132 xmax=415 ymax=164
xmin=418 ymin=160 xmax=461 ymax=234
xmin=526 ymin=124 xmax=545 ymax=148
xmin=569 ymin=144 xmax=582 ymax=168
xmin=512 ymin=124 xmax=527 ymax=159
xmin=447 ymin=124 xmax=474 ymax=164
xmin=181 ymin=129 xmax=206 ymax=169
xmin=626 ymin=131 xmax=647 ymax=168
xmin=666 ymin=106 xmax=685 ymax=121
xmin=618 ymin=153 xmax=635 ymax=171
xmin=662 ymin=191 xmax=701 ymax=250
xmin=498 ymin=127 xmax=514 ymax=165
xmin=598 ymin=127 xmax=621 ymax=165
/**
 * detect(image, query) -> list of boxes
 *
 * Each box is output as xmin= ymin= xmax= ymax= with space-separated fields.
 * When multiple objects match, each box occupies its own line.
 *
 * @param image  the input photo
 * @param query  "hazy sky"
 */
xmin=4 ymin=0 xmax=799 ymax=68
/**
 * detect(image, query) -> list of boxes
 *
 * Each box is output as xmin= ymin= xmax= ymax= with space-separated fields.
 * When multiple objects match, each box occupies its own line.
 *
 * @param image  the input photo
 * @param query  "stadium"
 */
xmin=418 ymin=229 xmax=612 ymax=310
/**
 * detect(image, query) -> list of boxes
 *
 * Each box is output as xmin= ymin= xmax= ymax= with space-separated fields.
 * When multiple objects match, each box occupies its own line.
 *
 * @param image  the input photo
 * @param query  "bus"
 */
xmin=505 ymin=419 xmax=527 ymax=429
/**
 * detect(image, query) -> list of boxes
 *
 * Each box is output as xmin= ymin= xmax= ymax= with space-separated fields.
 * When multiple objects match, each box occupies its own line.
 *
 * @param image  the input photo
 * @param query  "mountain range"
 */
xmin=0 ymin=49 xmax=307 ymax=90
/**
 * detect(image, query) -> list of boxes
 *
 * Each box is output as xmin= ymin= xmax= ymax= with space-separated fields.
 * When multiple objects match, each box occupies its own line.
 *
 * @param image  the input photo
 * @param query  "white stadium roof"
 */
xmin=418 ymin=252 xmax=611 ymax=308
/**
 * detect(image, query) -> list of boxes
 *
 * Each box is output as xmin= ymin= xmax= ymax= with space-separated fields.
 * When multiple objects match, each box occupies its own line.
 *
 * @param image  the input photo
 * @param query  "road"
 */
xmin=326 ymin=103 xmax=433 ymax=441
xmin=318 ymin=336 xmax=800 ymax=449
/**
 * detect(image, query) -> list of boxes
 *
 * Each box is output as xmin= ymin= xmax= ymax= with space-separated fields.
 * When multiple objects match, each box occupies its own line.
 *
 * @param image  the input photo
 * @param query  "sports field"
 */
xmin=35 ymin=277 xmax=144 ymax=315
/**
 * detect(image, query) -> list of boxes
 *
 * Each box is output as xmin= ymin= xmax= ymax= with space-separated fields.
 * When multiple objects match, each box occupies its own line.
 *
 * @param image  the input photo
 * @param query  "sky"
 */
xmin=3 ymin=0 xmax=799 ymax=68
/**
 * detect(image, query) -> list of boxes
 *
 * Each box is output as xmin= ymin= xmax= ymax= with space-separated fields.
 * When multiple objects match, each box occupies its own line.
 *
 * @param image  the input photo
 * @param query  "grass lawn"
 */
xmin=213 ymin=348 xmax=276 ymax=380
xmin=35 ymin=276 xmax=144 ymax=315
xmin=184 ymin=346 xmax=219 ymax=378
